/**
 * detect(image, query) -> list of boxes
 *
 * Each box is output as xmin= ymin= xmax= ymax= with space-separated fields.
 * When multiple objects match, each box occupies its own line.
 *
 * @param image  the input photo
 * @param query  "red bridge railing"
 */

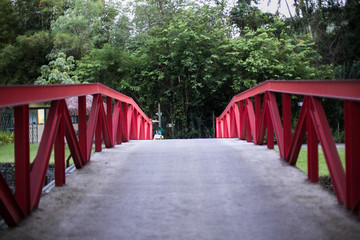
xmin=217 ymin=80 xmax=360 ymax=212
xmin=0 ymin=83 xmax=152 ymax=227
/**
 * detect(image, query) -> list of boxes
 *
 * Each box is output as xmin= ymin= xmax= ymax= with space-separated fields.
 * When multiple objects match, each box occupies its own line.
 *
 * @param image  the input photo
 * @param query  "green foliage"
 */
xmin=51 ymin=0 xmax=116 ymax=58
xmin=230 ymin=0 xmax=274 ymax=31
xmin=0 ymin=31 xmax=53 ymax=84
xmin=225 ymin=19 xmax=331 ymax=92
xmin=0 ymin=131 xmax=14 ymax=146
xmin=0 ymin=0 xmax=19 ymax=47
xmin=291 ymin=0 xmax=360 ymax=76
xmin=35 ymin=52 xmax=79 ymax=84
xmin=0 ymin=143 xmax=73 ymax=164
xmin=75 ymin=44 xmax=138 ymax=95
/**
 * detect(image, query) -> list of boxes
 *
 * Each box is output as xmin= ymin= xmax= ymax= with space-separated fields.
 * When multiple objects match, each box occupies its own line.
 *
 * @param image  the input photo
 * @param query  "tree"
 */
xmin=35 ymin=52 xmax=79 ymax=84
xmin=230 ymin=0 xmax=275 ymax=31
xmin=0 ymin=0 xmax=19 ymax=47
xmin=51 ymin=0 xmax=117 ymax=58
xmin=129 ymin=4 xmax=236 ymax=137
xmin=0 ymin=31 xmax=53 ymax=85
xmin=226 ymin=19 xmax=333 ymax=92
xmin=289 ymin=0 xmax=360 ymax=75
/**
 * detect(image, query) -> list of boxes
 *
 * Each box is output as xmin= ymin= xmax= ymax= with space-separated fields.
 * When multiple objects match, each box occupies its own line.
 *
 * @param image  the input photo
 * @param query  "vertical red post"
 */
xmin=266 ymin=109 xmax=274 ymax=149
xmin=219 ymin=117 xmax=225 ymax=138
xmin=229 ymin=106 xmax=235 ymax=138
xmin=225 ymin=112 xmax=231 ymax=138
xmin=282 ymin=94 xmax=292 ymax=159
xmin=130 ymin=108 xmax=137 ymax=140
xmin=233 ymin=103 xmax=241 ymax=139
xmin=115 ymin=103 xmax=122 ymax=144
xmin=222 ymin=115 xmax=227 ymax=138
xmin=344 ymin=100 xmax=360 ymax=211
xmin=78 ymin=96 xmax=87 ymax=163
xmin=137 ymin=114 xmax=142 ymax=140
xmin=141 ymin=118 xmax=146 ymax=139
xmin=307 ymin=100 xmax=318 ymax=183
xmin=14 ymin=105 xmax=30 ymax=215
xmin=121 ymin=102 xmax=129 ymax=142
xmin=144 ymin=120 xmax=148 ymax=140
xmin=149 ymin=120 xmax=153 ymax=139
xmin=95 ymin=100 xmax=102 ymax=152
xmin=106 ymin=97 xmax=113 ymax=147
xmin=245 ymin=106 xmax=252 ymax=142
xmin=54 ymin=103 xmax=65 ymax=187
xmin=255 ymin=94 xmax=261 ymax=136
xmin=239 ymin=101 xmax=245 ymax=140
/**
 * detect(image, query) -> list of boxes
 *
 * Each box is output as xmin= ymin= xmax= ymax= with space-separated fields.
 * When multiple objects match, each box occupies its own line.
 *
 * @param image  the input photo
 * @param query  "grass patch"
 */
xmin=0 ymin=143 xmax=72 ymax=165
xmin=275 ymin=147 xmax=345 ymax=176
xmin=0 ymin=144 xmax=97 ymax=165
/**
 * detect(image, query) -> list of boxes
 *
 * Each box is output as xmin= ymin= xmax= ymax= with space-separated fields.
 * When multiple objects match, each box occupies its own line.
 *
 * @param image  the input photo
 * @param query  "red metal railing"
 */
xmin=217 ymin=80 xmax=360 ymax=212
xmin=0 ymin=83 xmax=152 ymax=227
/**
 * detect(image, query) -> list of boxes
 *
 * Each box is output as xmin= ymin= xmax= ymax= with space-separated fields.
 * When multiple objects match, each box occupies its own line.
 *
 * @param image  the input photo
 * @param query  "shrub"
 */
xmin=0 ymin=131 xmax=14 ymax=146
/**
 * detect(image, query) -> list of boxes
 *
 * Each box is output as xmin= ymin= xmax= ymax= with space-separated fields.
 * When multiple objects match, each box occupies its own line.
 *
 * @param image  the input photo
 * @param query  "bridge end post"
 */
xmin=345 ymin=100 xmax=360 ymax=212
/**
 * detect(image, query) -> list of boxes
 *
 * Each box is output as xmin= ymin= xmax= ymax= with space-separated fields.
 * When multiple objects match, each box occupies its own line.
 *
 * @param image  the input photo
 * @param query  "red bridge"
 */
xmin=0 ymin=84 xmax=152 ymax=227
xmin=216 ymin=80 xmax=360 ymax=212
xmin=0 ymin=80 xmax=360 ymax=239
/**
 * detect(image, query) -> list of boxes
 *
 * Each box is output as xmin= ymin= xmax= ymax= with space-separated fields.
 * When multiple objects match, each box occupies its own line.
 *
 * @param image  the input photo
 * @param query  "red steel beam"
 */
xmin=266 ymin=107 xmax=274 ymax=150
xmin=87 ymin=94 xmax=101 ymax=156
xmin=99 ymin=101 xmax=112 ymax=148
xmin=309 ymin=97 xmax=346 ymax=203
xmin=245 ymin=99 xmax=257 ymax=142
xmin=225 ymin=112 xmax=231 ymax=138
xmin=233 ymin=103 xmax=241 ymax=139
xmin=287 ymin=97 xmax=308 ymax=165
xmin=307 ymin=99 xmax=319 ymax=183
xmin=344 ymin=100 xmax=360 ymax=211
xmin=218 ymin=80 xmax=360 ymax=120
xmin=55 ymin=102 xmax=65 ymax=187
xmin=256 ymin=94 xmax=268 ymax=145
xmin=31 ymin=100 xmax=61 ymax=208
xmin=14 ymin=105 xmax=30 ymax=215
xmin=0 ymin=83 xmax=151 ymax=124
xmin=95 ymin=98 xmax=103 ymax=153
xmin=255 ymin=94 xmax=261 ymax=138
xmin=266 ymin=92 xmax=284 ymax=158
xmin=112 ymin=100 xmax=121 ymax=144
xmin=121 ymin=102 xmax=129 ymax=142
xmin=107 ymin=97 xmax=114 ymax=147
xmin=239 ymin=101 xmax=245 ymax=140
xmin=0 ymin=173 xmax=24 ymax=227
xmin=282 ymin=94 xmax=292 ymax=158
xmin=78 ymin=96 xmax=87 ymax=163
xmin=149 ymin=121 xmax=153 ymax=139
xmin=63 ymin=100 xmax=83 ymax=169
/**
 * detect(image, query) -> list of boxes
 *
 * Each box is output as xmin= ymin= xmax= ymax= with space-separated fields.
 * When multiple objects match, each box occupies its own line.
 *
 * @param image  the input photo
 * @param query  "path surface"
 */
xmin=1 ymin=139 xmax=360 ymax=240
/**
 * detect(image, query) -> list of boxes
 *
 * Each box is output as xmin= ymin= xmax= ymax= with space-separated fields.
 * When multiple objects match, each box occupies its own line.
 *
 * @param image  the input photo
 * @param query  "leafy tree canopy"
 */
xmin=35 ymin=52 xmax=79 ymax=84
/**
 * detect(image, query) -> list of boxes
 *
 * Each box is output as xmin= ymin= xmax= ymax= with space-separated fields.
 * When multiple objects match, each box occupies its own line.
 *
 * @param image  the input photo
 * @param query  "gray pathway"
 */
xmin=1 ymin=139 xmax=360 ymax=240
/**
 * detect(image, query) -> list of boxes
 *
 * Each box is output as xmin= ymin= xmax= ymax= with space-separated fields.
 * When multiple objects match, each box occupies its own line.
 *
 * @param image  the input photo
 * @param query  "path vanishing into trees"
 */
xmin=1 ymin=139 xmax=360 ymax=240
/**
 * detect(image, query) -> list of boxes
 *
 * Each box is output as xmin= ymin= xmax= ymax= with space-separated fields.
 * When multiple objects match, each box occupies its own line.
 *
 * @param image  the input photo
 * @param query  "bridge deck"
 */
xmin=1 ymin=139 xmax=360 ymax=240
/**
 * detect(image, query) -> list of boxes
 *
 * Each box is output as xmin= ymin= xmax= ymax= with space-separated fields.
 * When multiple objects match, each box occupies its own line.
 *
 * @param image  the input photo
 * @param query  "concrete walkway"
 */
xmin=1 ymin=139 xmax=360 ymax=240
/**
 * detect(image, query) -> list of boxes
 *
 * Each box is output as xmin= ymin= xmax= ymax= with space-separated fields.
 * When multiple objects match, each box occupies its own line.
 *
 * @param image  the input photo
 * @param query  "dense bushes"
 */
xmin=0 ymin=131 xmax=14 ymax=146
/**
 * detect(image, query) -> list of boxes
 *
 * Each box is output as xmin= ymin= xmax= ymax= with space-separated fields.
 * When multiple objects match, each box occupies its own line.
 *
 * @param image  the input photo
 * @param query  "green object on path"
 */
xmin=156 ymin=127 xmax=163 ymax=135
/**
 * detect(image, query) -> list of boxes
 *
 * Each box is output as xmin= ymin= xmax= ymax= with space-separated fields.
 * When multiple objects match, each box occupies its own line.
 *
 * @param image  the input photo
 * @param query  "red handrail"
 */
xmin=0 ymin=83 xmax=152 ymax=227
xmin=217 ymin=80 xmax=360 ymax=213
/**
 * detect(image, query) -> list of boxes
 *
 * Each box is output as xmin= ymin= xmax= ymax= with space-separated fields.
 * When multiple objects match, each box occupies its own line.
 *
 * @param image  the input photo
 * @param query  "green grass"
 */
xmin=275 ymin=147 xmax=345 ymax=176
xmin=0 ymin=143 xmax=72 ymax=165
